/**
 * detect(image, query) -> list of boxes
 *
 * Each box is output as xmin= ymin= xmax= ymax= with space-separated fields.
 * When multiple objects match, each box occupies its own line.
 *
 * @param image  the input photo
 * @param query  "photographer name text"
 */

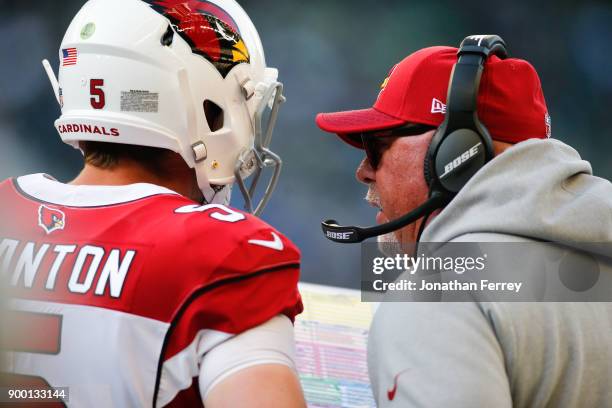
xmin=372 ymin=279 xmax=523 ymax=293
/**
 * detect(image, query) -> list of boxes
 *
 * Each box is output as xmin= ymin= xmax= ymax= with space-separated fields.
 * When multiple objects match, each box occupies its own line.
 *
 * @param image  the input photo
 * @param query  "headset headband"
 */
xmin=444 ymin=35 xmax=508 ymax=133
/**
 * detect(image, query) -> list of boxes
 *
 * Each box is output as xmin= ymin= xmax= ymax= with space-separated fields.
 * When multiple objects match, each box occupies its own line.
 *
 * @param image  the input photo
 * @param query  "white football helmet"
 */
xmin=43 ymin=0 xmax=285 ymax=214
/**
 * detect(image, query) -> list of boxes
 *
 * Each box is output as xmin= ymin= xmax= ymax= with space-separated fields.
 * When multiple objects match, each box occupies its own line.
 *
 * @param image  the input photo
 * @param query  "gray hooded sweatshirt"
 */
xmin=367 ymin=139 xmax=612 ymax=407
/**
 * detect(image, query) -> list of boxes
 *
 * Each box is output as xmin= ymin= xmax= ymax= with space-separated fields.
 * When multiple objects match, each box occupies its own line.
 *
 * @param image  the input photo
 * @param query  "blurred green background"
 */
xmin=1 ymin=0 xmax=611 ymax=288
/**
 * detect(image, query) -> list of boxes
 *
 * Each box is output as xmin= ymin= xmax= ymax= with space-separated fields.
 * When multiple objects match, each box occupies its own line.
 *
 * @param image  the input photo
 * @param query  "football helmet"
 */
xmin=43 ymin=0 xmax=284 ymax=214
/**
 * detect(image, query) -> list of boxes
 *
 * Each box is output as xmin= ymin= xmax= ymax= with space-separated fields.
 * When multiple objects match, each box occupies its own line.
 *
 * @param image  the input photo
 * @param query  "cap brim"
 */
xmin=316 ymin=107 xmax=406 ymax=134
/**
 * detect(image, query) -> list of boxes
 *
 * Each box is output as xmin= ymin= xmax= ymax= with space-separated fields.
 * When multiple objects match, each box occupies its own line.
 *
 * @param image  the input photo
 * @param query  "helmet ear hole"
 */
xmin=204 ymin=100 xmax=224 ymax=132
xmin=161 ymin=25 xmax=174 ymax=46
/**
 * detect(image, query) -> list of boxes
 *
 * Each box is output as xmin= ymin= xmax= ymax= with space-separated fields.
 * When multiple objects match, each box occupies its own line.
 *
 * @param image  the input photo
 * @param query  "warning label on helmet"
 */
xmin=120 ymin=90 xmax=159 ymax=113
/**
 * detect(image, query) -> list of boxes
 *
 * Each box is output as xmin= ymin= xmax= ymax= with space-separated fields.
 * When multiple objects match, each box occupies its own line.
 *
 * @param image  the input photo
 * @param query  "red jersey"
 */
xmin=0 ymin=174 xmax=302 ymax=407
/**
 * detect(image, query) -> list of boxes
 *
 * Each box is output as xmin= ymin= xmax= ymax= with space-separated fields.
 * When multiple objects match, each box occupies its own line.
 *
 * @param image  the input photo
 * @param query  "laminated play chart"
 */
xmin=296 ymin=282 xmax=377 ymax=408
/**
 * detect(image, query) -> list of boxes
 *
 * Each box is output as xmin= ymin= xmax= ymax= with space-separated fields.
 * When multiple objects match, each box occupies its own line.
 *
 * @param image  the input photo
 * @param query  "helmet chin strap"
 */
xmin=321 ymin=191 xmax=449 ymax=244
xmin=201 ymin=184 xmax=232 ymax=206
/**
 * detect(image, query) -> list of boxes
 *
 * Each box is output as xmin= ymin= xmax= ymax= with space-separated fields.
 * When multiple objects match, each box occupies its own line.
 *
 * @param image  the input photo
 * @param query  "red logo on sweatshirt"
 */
xmin=387 ymin=368 xmax=411 ymax=401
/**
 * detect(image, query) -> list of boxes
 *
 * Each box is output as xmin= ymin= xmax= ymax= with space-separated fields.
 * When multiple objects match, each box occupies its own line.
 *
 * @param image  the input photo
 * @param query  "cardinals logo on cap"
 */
xmin=378 ymin=64 xmax=398 ymax=100
xmin=38 ymin=205 xmax=66 ymax=234
xmin=144 ymin=0 xmax=250 ymax=78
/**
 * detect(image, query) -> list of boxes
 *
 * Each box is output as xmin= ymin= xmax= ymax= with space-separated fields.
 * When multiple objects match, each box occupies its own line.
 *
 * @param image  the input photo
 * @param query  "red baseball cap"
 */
xmin=316 ymin=46 xmax=551 ymax=146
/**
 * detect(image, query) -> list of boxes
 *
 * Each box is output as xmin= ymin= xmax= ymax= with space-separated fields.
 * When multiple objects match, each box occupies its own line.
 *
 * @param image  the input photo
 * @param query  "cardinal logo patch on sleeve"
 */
xmin=38 ymin=205 xmax=66 ymax=234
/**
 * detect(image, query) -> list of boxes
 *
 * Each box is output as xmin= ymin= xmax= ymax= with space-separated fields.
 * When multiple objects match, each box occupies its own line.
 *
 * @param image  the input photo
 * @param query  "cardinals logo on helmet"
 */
xmin=38 ymin=205 xmax=66 ymax=234
xmin=144 ymin=0 xmax=250 ymax=78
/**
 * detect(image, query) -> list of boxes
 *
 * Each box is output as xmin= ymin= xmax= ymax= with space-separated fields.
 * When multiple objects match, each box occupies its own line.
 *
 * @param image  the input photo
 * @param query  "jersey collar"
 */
xmin=15 ymin=173 xmax=179 ymax=207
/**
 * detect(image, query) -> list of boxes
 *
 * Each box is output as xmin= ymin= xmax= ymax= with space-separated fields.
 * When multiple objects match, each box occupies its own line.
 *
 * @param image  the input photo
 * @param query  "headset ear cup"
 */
xmin=435 ymin=129 xmax=489 ymax=193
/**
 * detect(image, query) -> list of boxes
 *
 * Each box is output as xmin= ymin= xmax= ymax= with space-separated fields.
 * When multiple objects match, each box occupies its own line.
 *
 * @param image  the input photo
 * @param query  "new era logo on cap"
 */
xmin=431 ymin=98 xmax=446 ymax=114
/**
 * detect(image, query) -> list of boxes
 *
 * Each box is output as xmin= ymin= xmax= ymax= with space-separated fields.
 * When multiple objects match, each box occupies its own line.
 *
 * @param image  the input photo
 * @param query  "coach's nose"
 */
xmin=356 ymin=157 xmax=375 ymax=185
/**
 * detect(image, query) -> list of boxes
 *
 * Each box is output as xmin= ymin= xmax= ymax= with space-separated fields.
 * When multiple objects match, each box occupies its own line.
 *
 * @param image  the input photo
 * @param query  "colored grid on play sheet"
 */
xmin=296 ymin=282 xmax=377 ymax=408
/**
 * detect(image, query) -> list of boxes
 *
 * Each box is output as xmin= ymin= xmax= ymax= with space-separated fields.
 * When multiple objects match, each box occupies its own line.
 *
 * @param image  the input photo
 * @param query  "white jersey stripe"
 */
xmin=16 ymin=174 xmax=178 ymax=207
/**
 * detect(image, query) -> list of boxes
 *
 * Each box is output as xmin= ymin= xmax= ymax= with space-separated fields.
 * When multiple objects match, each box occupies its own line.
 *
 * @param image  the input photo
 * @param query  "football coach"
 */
xmin=316 ymin=35 xmax=612 ymax=407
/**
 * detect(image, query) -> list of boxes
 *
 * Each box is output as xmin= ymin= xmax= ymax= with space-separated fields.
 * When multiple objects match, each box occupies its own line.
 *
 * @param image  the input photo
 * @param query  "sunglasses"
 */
xmin=359 ymin=124 xmax=437 ymax=169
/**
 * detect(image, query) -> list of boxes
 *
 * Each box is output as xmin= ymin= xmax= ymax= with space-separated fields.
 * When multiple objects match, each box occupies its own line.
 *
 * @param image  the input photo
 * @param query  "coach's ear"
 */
xmin=492 ymin=140 xmax=513 ymax=156
xmin=204 ymin=364 xmax=306 ymax=408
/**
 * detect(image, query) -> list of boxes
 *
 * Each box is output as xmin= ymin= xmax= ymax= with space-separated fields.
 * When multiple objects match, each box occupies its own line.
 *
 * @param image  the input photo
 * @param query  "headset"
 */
xmin=322 ymin=34 xmax=508 ymax=243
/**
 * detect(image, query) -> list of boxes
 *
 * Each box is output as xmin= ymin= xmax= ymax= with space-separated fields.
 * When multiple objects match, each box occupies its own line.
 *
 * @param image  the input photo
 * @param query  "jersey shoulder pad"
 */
xmin=165 ymin=201 xmax=300 ymax=279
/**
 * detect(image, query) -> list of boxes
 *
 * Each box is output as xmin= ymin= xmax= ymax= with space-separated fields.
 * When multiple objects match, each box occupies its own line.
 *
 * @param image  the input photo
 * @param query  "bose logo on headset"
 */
xmin=326 ymin=230 xmax=353 ymax=240
xmin=439 ymin=142 xmax=482 ymax=179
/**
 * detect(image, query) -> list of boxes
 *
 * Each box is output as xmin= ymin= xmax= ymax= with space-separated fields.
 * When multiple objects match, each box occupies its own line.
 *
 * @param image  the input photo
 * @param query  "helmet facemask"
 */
xmin=234 ymin=80 xmax=284 ymax=215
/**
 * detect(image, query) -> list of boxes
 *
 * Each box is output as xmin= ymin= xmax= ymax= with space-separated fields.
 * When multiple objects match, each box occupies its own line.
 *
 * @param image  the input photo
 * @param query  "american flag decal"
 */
xmin=62 ymin=48 xmax=78 ymax=66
